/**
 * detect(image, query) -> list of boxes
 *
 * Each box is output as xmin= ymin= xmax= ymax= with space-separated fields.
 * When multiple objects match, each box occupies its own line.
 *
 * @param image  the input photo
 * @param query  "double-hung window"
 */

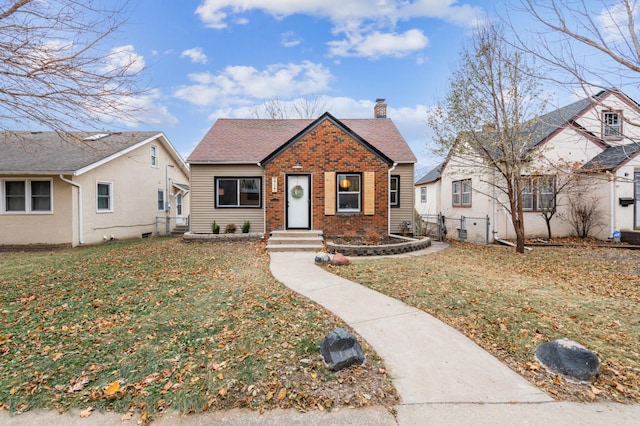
xmin=216 ymin=177 xmax=261 ymax=207
xmin=97 ymin=182 xmax=113 ymax=212
xmin=390 ymin=175 xmax=400 ymax=207
xmin=157 ymin=189 xmax=165 ymax=211
xmin=151 ymin=145 xmax=158 ymax=167
xmin=420 ymin=187 xmax=427 ymax=203
xmin=603 ymin=111 xmax=622 ymax=138
xmin=522 ymin=176 xmax=555 ymax=211
xmin=452 ymin=179 xmax=471 ymax=207
xmin=3 ymin=179 xmax=52 ymax=213
xmin=337 ymin=173 xmax=361 ymax=212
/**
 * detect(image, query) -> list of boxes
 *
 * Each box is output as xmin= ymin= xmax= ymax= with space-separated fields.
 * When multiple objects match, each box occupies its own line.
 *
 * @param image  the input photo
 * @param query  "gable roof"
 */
xmin=415 ymin=162 xmax=445 ymax=185
xmin=188 ymin=114 xmax=417 ymax=165
xmin=581 ymin=143 xmax=640 ymax=171
xmin=261 ymin=112 xmax=394 ymax=165
xmin=0 ymin=131 xmax=188 ymax=176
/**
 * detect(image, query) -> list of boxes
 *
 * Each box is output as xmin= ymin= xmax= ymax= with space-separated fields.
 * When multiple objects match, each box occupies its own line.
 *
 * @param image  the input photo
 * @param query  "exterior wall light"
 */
xmin=292 ymin=162 xmax=303 ymax=169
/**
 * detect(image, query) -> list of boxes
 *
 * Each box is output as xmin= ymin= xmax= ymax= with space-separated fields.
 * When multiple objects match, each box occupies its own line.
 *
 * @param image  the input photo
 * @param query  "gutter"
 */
xmin=59 ymin=175 xmax=84 ymax=245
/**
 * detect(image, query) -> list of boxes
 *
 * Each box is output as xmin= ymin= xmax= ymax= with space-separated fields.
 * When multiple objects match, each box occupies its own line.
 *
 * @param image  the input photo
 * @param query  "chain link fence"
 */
xmin=418 ymin=213 xmax=490 ymax=245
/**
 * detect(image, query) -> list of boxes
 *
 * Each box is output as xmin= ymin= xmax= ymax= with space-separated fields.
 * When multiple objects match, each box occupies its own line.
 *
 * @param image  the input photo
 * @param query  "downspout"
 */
xmin=59 ymin=175 xmax=84 ymax=245
xmin=492 ymin=169 xmax=498 ymax=242
xmin=607 ymin=171 xmax=615 ymax=237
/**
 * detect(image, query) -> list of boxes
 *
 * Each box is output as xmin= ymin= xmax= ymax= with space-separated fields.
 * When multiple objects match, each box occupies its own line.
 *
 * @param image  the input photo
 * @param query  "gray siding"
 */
xmin=190 ymin=164 xmax=265 ymax=234
xmin=389 ymin=163 xmax=415 ymax=234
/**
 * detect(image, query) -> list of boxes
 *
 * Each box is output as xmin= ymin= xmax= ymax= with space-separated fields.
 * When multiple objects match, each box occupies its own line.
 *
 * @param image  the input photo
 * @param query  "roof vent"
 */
xmin=83 ymin=133 xmax=110 ymax=141
xmin=374 ymin=98 xmax=387 ymax=119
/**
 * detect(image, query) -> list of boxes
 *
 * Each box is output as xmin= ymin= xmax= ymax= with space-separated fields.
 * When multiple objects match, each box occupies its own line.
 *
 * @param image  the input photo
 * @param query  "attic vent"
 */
xmin=83 ymin=133 xmax=110 ymax=141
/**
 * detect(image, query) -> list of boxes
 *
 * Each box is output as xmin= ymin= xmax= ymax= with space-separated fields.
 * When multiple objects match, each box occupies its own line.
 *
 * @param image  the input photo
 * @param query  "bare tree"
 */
xmin=428 ymin=23 xmax=547 ymax=253
xmin=253 ymin=95 xmax=330 ymax=119
xmin=508 ymin=1 xmax=640 ymax=105
xmin=0 ymin=0 xmax=145 ymax=132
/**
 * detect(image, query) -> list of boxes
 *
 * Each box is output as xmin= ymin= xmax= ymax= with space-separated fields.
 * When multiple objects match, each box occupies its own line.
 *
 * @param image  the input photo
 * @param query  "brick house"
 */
xmin=187 ymin=100 xmax=417 ymax=238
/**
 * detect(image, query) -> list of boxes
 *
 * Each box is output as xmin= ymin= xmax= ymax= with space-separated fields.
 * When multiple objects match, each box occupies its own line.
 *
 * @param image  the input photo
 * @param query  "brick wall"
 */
xmin=264 ymin=119 xmax=390 ymax=238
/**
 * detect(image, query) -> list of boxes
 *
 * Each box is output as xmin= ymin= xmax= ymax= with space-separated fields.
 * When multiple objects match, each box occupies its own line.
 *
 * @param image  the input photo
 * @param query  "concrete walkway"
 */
xmin=3 ymin=243 xmax=638 ymax=425
xmin=266 ymin=243 xmax=640 ymax=425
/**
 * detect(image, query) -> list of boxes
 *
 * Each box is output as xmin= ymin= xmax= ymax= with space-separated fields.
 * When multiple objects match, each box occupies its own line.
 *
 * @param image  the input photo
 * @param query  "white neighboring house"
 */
xmin=0 ymin=131 xmax=190 ymax=249
xmin=415 ymin=89 xmax=640 ymax=244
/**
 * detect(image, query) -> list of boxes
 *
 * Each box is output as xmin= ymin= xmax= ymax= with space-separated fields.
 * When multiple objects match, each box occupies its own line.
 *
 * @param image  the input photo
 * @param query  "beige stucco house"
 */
xmin=187 ymin=100 xmax=417 ymax=238
xmin=0 ymin=131 xmax=190 ymax=249
xmin=416 ymin=89 xmax=640 ymax=243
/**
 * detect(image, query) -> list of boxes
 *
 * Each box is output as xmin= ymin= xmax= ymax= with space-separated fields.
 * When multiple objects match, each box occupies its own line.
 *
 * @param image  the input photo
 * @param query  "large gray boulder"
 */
xmin=319 ymin=328 xmax=365 ymax=371
xmin=535 ymin=338 xmax=600 ymax=381
xmin=314 ymin=252 xmax=331 ymax=264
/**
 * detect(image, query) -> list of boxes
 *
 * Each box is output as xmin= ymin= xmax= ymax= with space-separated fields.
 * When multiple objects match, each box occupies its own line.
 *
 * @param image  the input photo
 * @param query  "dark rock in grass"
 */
xmin=320 ymin=328 xmax=365 ymax=371
xmin=535 ymin=338 xmax=600 ymax=381
xmin=330 ymin=252 xmax=350 ymax=266
xmin=314 ymin=252 xmax=331 ymax=264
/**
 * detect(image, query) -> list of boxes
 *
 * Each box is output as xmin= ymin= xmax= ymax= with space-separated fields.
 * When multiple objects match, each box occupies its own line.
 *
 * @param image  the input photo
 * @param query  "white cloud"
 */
xmin=281 ymin=31 xmax=302 ymax=48
xmin=104 ymin=45 xmax=145 ymax=74
xmin=195 ymin=0 xmax=481 ymax=27
xmin=94 ymin=88 xmax=179 ymax=128
xmin=174 ymin=61 xmax=333 ymax=107
xmin=180 ymin=47 xmax=208 ymax=64
xmin=596 ymin=1 xmax=639 ymax=43
xmin=328 ymin=29 xmax=428 ymax=58
xmin=195 ymin=0 xmax=482 ymax=59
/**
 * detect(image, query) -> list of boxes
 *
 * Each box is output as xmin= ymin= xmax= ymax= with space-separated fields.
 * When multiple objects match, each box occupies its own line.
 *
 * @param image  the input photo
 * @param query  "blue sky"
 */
xmin=101 ymin=0 xmax=505 ymax=176
xmin=105 ymin=0 xmax=640 ymax=178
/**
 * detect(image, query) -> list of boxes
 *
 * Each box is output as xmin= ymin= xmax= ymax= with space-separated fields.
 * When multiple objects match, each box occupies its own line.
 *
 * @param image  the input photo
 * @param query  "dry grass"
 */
xmin=329 ymin=241 xmax=640 ymax=403
xmin=0 ymin=238 xmax=397 ymax=422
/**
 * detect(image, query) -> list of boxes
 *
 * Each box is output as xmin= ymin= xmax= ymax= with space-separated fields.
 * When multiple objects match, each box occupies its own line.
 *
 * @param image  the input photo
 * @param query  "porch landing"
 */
xmin=266 ymin=230 xmax=324 ymax=252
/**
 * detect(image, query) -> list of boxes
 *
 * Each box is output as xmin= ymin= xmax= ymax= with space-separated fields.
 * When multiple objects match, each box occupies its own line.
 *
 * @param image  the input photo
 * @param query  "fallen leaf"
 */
xmin=218 ymin=387 xmax=227 ymax=397
xmin=590 ymin=385 xmax=603 ymax=395
xmin=277 ymin=388 xmax=286 ymax=400
xmin=121 ymin=411 xmax=134 ymax=421
xmin=79 ymin=407 xmax=94 ymax=418
xmin=104 ymin=381 xmax=120 ymax=396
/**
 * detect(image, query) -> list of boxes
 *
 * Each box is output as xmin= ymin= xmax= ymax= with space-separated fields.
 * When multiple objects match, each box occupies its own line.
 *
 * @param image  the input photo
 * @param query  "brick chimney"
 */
xmin=374 ymin=98 xmax=387 ymax=119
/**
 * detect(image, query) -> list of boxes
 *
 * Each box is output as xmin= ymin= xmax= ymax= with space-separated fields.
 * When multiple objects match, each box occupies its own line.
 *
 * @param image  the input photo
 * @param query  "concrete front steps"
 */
xmin=266 ymin=230 xmax=324 ymax=252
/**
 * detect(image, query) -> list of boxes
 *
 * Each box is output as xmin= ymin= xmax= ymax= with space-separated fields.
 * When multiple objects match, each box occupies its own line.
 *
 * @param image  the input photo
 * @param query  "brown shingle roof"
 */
xmin=187 ymin=116 xmax=416 ymax=164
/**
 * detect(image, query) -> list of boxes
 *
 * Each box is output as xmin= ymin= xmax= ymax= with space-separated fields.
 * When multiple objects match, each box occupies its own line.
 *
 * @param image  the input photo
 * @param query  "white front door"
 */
xmin=176 ymin=193 xmax=184 ymax=225
xmin=286 ymin=175 xmax=310 ymax=229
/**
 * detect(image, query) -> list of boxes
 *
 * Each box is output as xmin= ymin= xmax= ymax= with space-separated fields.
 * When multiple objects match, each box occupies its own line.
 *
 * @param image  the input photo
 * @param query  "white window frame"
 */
xmin=337 ymin=173 xmax=361 ymax=213
xmin=452 ymin=179 xmax=471 ymax=207
xmin=2 ymin=178 xmax=53 ymax=214
xmin=151 ymin=145 xmax=158 ymax=167
xmin=603 ymin=111 xmax=622 ymax=139
xmin=522 ymin=176 xmax=555 ymax=211
xmin=96 ymin=181 xmax=113 ymax=213
xmin=420 ymin=187 xmax=427 ymax=203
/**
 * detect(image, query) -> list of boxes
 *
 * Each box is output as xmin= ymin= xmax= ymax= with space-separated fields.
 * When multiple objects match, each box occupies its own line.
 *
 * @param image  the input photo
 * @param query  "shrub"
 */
xmin=242 ymin=220 xmax=251 ymax=233
xmin=225 ymin=223 xmax=237 ymax=234
xmin=211 ymin=221 xmax=220 ymax=234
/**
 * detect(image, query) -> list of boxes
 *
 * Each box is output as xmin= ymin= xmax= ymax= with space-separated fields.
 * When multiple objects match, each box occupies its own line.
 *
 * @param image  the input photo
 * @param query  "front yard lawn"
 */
xmin=0 ymin=238 xmax=397 ymax=421
xmin=330 ymin=241 xmax=640 ymax=404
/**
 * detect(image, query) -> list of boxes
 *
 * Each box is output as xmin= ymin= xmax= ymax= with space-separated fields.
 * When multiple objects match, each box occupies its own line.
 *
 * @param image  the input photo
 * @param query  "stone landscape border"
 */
xmin=326 ymin=237 xmax=431 ymax=256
